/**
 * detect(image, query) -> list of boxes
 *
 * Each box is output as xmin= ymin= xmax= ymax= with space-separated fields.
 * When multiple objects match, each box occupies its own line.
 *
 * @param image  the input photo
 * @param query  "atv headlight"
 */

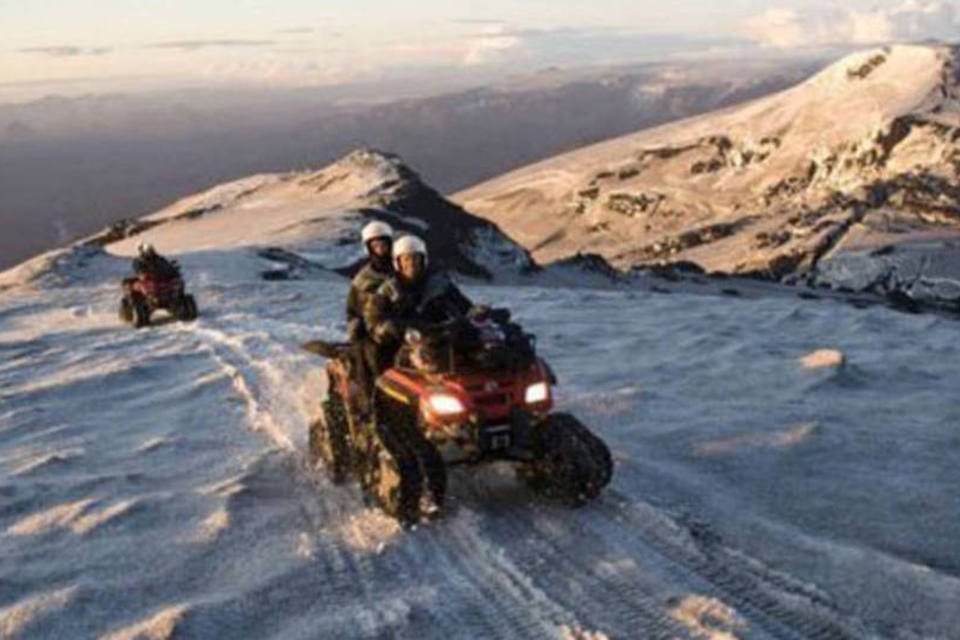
xmin=524 ymin=382 xmax=549 ymax=404
xmin=426 ymin=393 xmax=466 ymax=416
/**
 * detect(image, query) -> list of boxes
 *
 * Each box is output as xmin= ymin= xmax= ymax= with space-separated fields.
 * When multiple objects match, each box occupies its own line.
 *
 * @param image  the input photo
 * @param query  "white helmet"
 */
xmin=361 ymin=221 xmax=394 ymax=249
xmin=392 ymin=234 xmax=428 ymax=269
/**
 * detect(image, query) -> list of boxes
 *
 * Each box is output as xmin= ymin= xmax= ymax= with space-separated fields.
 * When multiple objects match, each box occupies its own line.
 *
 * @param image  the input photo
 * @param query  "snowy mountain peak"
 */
xmin=0 ymin=149 xmax=533 ymax=291
xmin=455 ymin=44 xmax=960 ymax=281
xmin=315 ymin=148 xmax=423 ymax=200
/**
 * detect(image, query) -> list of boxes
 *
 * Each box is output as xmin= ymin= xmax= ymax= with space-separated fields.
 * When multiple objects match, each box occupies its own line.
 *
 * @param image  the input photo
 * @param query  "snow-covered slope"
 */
xmin=3 ymin=243 xmax=959 ymax=639
xmin=1 ymin=161 xmax=959 ymax=638
xmin=455 ymin=44 xmax=960 ymax=284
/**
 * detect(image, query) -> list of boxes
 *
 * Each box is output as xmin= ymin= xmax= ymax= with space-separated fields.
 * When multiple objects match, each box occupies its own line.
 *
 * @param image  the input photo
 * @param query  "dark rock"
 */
xmin=885 ymin=289 xmax=923 ymax=313
xmin=552 ymin=252 xmax=622 ymax=280
xmin=173 ymin=204 xmax=222 ymax=221
xmin=846 ymin=53 xmax=888 ymax=80
xmin=84 ymin=219 xmax=164 ymax=247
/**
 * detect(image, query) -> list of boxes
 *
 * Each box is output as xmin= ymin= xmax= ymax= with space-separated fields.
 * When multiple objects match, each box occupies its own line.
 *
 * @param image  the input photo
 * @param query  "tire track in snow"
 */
xmin=186 ymin=324 xmax=298 ymax=451
xmin=592 ymin=491 xmax=875 ymax=639
xmin=291 ymin=450 xmax=571 ymax=639
xmin=448 ymin=476 xmax=695 ymax=639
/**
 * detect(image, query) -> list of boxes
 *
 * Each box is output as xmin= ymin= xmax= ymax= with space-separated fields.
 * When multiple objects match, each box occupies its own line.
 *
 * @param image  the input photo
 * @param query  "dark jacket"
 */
xmin=364 ymin=270 xmax=472 ymax=345
xmin=346 ymin=261 xmax=393 ymax=340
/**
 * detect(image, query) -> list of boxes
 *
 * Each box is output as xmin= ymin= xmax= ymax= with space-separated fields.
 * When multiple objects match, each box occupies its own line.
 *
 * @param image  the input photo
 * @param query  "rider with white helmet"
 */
xmin=344 ymin=220 xmax=397 ymax=413
xmin=361 ymin=221 xmax=394 ymax=253
xmin=364 ymin=234 xmax=472 ymax=352
xmin=347 ymin=220 xmax=395 ymax=341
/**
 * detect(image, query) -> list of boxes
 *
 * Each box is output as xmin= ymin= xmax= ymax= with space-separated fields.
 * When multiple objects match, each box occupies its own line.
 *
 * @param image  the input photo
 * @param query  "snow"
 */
xmin=1 ymin=235 xmax=958 ymax=638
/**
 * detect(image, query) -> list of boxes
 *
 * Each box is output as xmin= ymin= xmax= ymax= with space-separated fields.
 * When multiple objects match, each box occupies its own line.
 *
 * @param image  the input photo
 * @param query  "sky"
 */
xmin=2 ymin=0 xmax=960 ymax=102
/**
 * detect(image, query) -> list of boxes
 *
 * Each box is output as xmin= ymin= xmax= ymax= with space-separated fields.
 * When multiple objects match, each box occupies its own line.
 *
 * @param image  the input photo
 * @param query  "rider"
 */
xmin=132 ymin=243 xmax=178 ymax=278
xmin=346 ymin=221 xmax=394 ymax=341
xmin=363 ymin=234 xmax=473 ymax=373
xmin=346 ymin=221 xmax=394 ymax=414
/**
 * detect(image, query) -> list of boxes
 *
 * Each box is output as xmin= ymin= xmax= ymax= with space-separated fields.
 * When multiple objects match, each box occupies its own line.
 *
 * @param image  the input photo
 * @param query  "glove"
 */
xmin=373 ymin=320 xmax=401 ymax=344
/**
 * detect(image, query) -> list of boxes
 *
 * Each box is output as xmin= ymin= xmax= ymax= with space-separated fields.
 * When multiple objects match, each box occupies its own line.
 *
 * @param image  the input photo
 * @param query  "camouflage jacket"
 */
xmin=364 ymin=270 xmax=473 ymax=344
xmin=346 ymin=262 xmax=392 ymax=339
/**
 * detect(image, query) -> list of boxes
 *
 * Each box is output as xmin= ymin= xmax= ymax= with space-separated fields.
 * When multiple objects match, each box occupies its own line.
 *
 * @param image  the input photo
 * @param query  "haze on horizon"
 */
xmin=3 ymin=0 xmax=960 ymax=103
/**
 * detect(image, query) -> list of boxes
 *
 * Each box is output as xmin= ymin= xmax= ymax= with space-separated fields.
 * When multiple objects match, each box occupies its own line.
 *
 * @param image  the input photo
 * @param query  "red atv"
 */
xmin=304 ymin=310 xmax=612 ymax=527
xmin=119 ymin=267 xmax=198 ymax=328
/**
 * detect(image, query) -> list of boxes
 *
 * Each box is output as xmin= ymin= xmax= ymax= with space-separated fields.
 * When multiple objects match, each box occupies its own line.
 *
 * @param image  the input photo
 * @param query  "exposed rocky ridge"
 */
xmin=454 ymin=45 xmax=960 ymax=298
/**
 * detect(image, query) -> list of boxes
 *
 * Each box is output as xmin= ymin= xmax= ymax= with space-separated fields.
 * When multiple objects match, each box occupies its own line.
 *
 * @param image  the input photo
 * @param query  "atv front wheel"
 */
xmin=119 ymin=297 xmax=134 ymax=324
xmin=309 ymin=387 xmax=351 ymax=484
xmin=129 ymin=293 xmax=151 ymax=328
xmin=174 ymin=294 xmax=198 ymax=321
xmin=518 ymin=413 xmax=612 ymax=506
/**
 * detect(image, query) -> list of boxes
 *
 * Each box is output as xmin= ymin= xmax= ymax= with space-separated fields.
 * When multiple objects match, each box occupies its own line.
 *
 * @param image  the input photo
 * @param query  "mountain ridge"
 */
xmin=453 ymin=44 xmax=960 ymax=286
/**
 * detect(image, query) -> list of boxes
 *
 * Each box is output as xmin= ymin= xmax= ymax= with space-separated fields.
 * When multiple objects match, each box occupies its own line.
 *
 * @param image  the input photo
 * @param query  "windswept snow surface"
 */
xmin=1 ymin=246 xmax=958 ymax=639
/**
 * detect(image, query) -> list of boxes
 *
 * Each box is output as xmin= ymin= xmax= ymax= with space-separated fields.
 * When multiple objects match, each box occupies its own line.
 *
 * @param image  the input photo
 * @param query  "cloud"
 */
xmin=459 ymin=26 xmax=745 ymax=67
xmin=450 ymin=18 xmax=508 ymax=25
xmin=19 ymin=46 xmax=112 ymax=57
xmin=742 ymin=0 xmax=960 ymax=47
xmin=277 ymin=27 xmax=315 ymax=34
xmin=149 ymin=39 xmax=275 ymax=51
xmin=462 ymin=24 xmax=525 ymax=65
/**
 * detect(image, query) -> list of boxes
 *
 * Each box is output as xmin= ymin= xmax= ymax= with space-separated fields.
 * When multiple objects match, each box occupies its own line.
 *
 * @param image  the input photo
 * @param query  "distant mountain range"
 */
xmin=0 ymin=57 xmax=820 ymax=270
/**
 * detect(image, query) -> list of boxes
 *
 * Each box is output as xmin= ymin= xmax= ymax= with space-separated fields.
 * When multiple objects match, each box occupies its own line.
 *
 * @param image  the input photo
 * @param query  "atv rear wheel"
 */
xmin=309 ymin=386 xmax=351 ymax=484
xmin=518 ymin=413 xmax=612 ymax=506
